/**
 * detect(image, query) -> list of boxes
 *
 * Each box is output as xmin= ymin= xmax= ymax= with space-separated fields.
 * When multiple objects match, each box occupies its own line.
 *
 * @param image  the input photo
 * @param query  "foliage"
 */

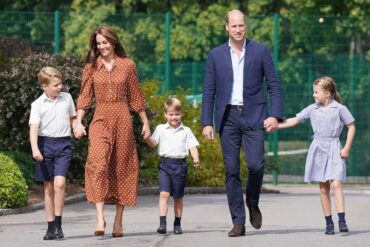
xmin=4 ymin=151 xmax=35 ymax=188
xmin=141 ymin=80 xmax=239 ymax=187
xmin=0 ymin=152 xmax=28 ymax=209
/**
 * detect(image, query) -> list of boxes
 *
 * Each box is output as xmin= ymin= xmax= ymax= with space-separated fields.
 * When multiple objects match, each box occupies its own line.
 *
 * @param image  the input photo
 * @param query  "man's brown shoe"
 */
xmin=228 ymin=224 xmax=245 ymax=237
xmin=248 ymin=206 xmax=262 ymax=229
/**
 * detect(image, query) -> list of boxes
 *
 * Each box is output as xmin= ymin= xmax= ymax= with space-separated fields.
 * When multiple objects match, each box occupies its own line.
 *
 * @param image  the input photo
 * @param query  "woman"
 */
xmin=74 ymin=25 xmax=151 ymax=237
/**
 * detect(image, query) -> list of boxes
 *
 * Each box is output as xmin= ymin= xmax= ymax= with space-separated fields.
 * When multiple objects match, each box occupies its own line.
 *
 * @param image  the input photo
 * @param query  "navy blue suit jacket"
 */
xmin=201 ymin=39 xmax=284 ymax=132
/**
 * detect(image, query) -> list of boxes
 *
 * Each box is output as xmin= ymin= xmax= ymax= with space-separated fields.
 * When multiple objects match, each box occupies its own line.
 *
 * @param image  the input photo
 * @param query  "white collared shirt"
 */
xmin=151 ymin=122 xmax=200 ymax=159
xmin=29 ymin=92 xmax=77 ymax=137
xmin=229 ymin=39 xmax=246 ymax=105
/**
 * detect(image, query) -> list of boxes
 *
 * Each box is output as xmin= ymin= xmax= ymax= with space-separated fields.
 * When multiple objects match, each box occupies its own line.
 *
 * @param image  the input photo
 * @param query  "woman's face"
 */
xmin=96 ymin=34 xmax=115 ymax=58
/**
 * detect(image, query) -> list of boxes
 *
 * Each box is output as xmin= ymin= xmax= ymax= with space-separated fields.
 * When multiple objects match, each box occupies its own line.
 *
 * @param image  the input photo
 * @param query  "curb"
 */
xmin=0 ymin=186 xmax=279 ymax=216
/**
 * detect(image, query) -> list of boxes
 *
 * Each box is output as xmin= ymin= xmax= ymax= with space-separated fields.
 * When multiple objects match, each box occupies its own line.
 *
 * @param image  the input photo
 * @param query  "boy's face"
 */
xmin=164 ymin=110 xmax=182 ymax=128
xmin=43 ymin=78 xmax=62 ymax=100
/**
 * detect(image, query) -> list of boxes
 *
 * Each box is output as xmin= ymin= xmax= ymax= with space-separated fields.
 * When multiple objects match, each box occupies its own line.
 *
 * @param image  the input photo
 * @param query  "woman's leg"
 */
xmin=113 ymin=205 xmax=124 ymax=235
xmin=95 ymin=202 xmax=105 ymax=231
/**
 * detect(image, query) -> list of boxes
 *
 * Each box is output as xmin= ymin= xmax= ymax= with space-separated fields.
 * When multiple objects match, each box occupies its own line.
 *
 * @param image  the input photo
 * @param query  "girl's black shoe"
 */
xmin=325 ymin=224 xmax=334 ymax=235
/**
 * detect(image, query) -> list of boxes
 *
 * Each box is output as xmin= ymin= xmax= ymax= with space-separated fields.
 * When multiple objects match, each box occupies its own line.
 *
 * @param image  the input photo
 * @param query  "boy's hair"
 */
xmin=164 ymin=97 xmax=182 ymax=112
xmin=38 ymin=67 xmax=62 ymax=86
xmin=313 ymin=76 xmax=341 ymax=103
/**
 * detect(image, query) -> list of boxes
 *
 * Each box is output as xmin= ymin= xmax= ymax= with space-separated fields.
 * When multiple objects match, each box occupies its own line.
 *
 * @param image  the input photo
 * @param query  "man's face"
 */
xmin=226 ymin=12 xmax=246 ymax=43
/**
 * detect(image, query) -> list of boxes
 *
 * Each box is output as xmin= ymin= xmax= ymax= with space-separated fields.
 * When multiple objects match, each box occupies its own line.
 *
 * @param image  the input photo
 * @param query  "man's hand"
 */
xmin=202 ymin=125 xmax=215 ymax=140
xmin=264 ymin=117 xmax=278 ymax=133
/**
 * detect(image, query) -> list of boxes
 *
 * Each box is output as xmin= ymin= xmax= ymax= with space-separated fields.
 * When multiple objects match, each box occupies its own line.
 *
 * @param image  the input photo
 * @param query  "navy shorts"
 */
xmin=35 ymin=136 xmax=72 ymax=182
xmin=158 ymin=157 xmax=188 ymax=198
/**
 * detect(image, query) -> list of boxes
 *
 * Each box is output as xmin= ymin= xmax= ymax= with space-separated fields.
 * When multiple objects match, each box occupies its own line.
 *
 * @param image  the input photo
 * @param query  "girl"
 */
xmin=277 ymin=76 xmax=355 ymax=235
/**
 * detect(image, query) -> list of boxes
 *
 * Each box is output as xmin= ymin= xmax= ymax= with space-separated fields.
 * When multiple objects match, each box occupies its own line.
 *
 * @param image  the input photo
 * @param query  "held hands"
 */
xmin=141 ymin=122 xmax=151 ymax=139
xmin=264 ymin=117 xmax=279 ymax=133
xmin=73 ymin=122 xmax=87 ymax=139
xmin=202 ymin=126 xmax=215 ymax=140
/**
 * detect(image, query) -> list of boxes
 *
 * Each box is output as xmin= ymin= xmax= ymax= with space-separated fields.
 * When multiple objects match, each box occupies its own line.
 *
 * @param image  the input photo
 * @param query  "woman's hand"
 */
xmin=73 ymin=122 xmax=87 ymax=139
xmin=141 ymin=122 xmax=151 ymax=139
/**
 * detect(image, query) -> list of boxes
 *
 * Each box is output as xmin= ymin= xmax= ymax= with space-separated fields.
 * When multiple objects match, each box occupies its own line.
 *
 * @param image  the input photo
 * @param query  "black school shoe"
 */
xmin=173 ymin=225 xmax=183 ymax=234
xmin=157 ymin=225 xmax=167 ymax=234
xmin=55 ymin=226 xmax=64 ymax=239
xmin=339 ymin=222 xmax=349 ymax=232
xmin=325 ymin=224 xmax=334 ymax=235
xmin=43 ymin=229 xmax=56 ymax=240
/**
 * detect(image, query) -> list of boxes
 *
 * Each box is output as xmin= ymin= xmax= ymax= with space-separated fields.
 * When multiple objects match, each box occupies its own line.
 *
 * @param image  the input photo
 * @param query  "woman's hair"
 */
xmin=314 ymin=76 xmax=341 ymax=103
xmin=85 ymin=24 xmax=127 ymax=67
xmin=37 ymin=67 xmax=62 ymax=86
xmin=164 ymin=97 xmax=182 ymax=112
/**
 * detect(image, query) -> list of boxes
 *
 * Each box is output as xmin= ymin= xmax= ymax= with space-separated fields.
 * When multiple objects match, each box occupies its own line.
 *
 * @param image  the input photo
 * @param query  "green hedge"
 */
xmin=0 ymin=152 xmax=28 ymax=209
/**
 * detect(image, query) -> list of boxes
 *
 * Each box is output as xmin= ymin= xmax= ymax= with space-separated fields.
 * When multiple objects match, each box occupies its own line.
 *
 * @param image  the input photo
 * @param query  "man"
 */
xmin=201 ymin=9 xmax=284 ymax=237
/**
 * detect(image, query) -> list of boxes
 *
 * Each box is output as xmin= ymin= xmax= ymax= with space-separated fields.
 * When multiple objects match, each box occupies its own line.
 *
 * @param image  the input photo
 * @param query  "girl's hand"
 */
xmin=193 ymin=160 xmax=200 ymax=168
xmin=32 ymin=150 xmax=43 ymax=161
xmin=340 ymin=148 xmax=350 ymax=159
xmin=141 ymin=122 xmax=151 ymax=139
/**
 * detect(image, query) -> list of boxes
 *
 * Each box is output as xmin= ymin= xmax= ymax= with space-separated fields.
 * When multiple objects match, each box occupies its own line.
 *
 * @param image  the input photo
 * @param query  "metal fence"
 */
xmin=1 ymin=11 xmax=369 ymax=182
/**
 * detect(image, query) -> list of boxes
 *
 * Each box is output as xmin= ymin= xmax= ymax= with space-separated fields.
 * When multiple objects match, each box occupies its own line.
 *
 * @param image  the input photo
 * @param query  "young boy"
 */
xmin=145 ymin=97 xmax=200 ymax=235
xmin=29 ymin=66 xmax=77 ymax=240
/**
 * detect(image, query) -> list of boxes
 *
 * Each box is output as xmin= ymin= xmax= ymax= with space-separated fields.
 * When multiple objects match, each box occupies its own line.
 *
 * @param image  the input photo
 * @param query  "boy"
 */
xmin=145 ymin=97 xmax=200 ymax=235
xmin=29 ymin=67 xmax=77 ymax=240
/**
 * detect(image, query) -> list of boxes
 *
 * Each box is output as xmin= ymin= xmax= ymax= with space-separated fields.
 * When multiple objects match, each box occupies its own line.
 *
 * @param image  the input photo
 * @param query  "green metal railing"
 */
xmin=1 ymin=11 xmax=369 ymax=182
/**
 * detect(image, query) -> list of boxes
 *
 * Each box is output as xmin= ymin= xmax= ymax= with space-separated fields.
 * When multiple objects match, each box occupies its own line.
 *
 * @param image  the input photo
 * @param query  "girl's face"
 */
xmin=43 ymin=78 xmax=62 ymax=100
xmin=313 ymin=85 xmax=331 ymax=105
xmin=96 ymin=34 xmax=115 ymax=58
xmin=164 ymin=110 xmax=182 ymax=128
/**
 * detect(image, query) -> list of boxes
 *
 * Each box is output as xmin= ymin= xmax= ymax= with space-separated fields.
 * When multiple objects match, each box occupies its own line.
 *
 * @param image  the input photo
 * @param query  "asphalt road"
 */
xmin=1 ymin=184 xmax=370 ymax=247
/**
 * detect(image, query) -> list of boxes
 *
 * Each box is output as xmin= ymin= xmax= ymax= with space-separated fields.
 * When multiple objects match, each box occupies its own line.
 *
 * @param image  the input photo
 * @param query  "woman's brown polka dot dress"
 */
xmin=77 ymin=56 xmax=146 ymax=206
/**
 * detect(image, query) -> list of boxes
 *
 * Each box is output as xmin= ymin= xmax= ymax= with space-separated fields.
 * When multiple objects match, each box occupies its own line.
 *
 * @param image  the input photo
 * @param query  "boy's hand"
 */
xmin=193 ymin=160 xmax=200 ymax=168
xmin=32 ymin=151 xmax=43 ymax=161
xmin=141 ymin=122 xmax=151 ymax=139
xmin=73 ymin=122 xmax=86 ymax=139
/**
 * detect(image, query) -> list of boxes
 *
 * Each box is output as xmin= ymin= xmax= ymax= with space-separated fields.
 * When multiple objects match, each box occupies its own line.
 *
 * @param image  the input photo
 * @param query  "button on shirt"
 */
xmin=151 ymin=123 xmax=200 ymax=159
xmin=229 ymin=39 xmax=246 ymax=105
xmin=29 ymin=92 xmax=77 ymax=137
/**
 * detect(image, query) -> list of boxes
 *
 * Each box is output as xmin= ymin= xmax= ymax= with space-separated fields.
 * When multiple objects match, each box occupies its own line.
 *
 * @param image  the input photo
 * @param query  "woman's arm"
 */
xmin=138 ymin=110 xmax=151 ymax=139
xmin=73 ymin=109 xmax=87 ymax=139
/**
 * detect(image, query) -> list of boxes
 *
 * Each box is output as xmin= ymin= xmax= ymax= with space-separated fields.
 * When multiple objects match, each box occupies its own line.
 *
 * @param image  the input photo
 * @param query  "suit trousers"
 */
xmin=219 ymin=107 xmax=265 ymax=225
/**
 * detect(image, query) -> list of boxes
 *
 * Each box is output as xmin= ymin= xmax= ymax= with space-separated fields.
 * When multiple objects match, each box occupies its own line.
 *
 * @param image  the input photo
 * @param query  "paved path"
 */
xmin=1 ymin=184 xmax=370 ymax=247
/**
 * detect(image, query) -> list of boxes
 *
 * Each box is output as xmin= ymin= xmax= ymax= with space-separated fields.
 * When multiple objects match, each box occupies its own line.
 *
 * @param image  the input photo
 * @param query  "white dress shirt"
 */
xmin=29 ymin=92 xmax=77 ymax=137
xmin=229 ymin=39 xmax=246 ymax=105
xmin=151 ymin=122 xmax=199 ymax=159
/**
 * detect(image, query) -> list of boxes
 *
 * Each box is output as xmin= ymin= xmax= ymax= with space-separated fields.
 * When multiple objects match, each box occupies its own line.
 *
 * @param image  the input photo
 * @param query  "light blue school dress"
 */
xmin=296 ymin=100 xmax=355 ymax=182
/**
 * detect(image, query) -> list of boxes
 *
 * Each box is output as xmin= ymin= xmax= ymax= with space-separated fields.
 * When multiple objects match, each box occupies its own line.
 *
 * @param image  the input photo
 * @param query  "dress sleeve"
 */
xmin=340 ymin=105 xmax=355 ymax=125
xmin=296 ymin=104 xmax=313 ymax=123
xmin=76 ymin=64 xmax=94 ymax=111
xmin=126 ymin=60 xmax=146 ymax=112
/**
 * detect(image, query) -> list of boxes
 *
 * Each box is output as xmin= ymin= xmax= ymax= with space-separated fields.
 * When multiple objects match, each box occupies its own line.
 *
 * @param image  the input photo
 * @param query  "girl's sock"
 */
xmin=325 ymin=215 xmax=334 ymax=225
xmin=338 ymin=212 xmax=346 ymax=223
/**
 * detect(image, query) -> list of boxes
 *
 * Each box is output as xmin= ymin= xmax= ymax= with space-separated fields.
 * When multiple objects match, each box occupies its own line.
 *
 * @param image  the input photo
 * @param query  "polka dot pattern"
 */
xmin=77 ymin=56 xmax=146 ymax=206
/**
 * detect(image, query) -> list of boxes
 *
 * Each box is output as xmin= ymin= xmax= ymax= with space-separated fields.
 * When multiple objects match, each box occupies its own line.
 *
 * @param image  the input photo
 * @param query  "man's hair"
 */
xmin=225 ymin=9 xmax=245 ymax=24
xmin=37 ymin=67 xmax=62 ymax=86
xmin=164 ymin=97 xmax=182 ymax=112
